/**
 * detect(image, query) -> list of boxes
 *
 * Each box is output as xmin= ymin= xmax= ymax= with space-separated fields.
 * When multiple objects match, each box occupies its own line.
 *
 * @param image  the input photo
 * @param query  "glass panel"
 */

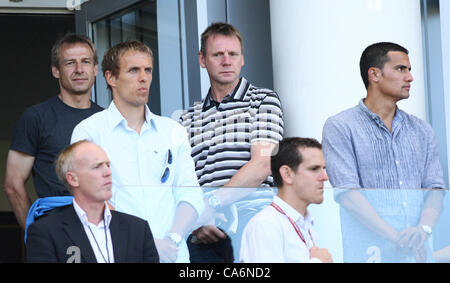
xmin=113 ymin=186 xmax=450 ymax=263
xmin=91 ymin=0 xmax=164 ymax=115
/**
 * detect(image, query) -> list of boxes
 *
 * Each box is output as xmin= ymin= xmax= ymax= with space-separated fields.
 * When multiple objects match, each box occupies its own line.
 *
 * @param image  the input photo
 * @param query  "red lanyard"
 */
xmin=270 ymin=202 xmax=314 ymax=246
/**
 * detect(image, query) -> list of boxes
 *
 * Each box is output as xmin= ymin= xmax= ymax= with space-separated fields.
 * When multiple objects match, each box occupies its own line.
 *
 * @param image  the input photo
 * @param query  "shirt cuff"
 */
xmin=174 ymin=188 xmax=205 ymax=218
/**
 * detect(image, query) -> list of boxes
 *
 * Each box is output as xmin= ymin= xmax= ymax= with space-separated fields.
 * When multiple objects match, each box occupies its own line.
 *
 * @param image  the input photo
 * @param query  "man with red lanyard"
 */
xmin=239 ymin=137 xmax=333 ymax=263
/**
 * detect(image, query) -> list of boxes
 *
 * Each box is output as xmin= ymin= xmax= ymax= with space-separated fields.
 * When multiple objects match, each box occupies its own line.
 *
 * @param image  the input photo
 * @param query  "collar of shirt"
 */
xmin=357 ymin=99 xmax=405 ymax=132
xmin=73 ymin=199 xmax=112 ymax=228
xmin=106 ymin=100 xmax=158 ymax=133
xmin=202 ymin=77 xmax=250 ymax=111
xmin=272 ymin=195 xmax=314 ymax=228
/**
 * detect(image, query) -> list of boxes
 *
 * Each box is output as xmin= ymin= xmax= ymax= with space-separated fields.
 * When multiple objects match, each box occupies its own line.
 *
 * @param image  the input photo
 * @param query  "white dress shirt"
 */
xmin=240 ymin=196 xmax=321 ymax=263
xmin=71 ymin=101 xmax=204 ymax=262
xmin=73 ymin=200 xmax=114 ymax=263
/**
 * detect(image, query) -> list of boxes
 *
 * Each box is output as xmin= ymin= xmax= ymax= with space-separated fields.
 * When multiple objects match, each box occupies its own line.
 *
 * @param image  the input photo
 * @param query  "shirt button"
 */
xmin=399 ymin=181 xmax=403 ymax=185
xmin=395 ymin=160 xmax=399 ymax=165
xmin=402 ymin=201 xmax=408 ymax=208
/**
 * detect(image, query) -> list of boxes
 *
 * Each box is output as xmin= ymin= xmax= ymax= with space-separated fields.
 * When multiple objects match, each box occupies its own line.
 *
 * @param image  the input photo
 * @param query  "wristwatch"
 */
xmin=421 ymin=225 xmax=432 ymax=237
xmin=166 ymin=232 xmax=183 ymax=246
xmin=208 ymin=194 xmax=221 ymax=210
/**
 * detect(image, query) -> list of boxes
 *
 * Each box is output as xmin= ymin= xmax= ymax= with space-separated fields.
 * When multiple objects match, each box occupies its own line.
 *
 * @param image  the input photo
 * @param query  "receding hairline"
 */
xmin=55 ymin=140 xmax=92 ymax=190
xmin=203 ymin=33 xmax=243 ymax=54
xmin=73 ymin=140 xmax=104 ymax=160
xmin=57 ymin=42 xmax=97 ymax=61
xmin=119 ymin=49 xmax=154 ymax=63
xmin=51 ymin=34 xmax=98 ymax=69
xmin=200 ymin=22 xmax=244 ymax=56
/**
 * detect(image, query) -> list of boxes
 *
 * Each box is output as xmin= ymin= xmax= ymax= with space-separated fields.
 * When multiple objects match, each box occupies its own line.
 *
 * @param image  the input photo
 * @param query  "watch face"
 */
xmin=168 ymin=233 xmax=182 ymax=245
xmin=422 ymin=225 xmax=432 ymax=235
xmin=209 ymin=195 xmax=221 ymax=209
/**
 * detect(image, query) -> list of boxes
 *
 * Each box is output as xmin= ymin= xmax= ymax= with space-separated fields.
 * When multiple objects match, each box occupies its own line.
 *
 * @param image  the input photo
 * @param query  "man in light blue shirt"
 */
xmin=322 ymin=42 xmax=445 ymax=262
xmin=71 ymin=41 xmax=204 ymax=263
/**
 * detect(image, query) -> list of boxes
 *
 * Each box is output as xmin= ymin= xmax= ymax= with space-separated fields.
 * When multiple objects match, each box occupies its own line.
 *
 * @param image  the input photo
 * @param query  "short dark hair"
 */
xmin=360 ymin=42 xmax=409 ymax=89
xmin=271 ymin=137 xmax=322 ymax=187
xmin=200 ymin=22 xmax=243 ymax=56
xmin=51 ymin=33 xmax=98 ymax=69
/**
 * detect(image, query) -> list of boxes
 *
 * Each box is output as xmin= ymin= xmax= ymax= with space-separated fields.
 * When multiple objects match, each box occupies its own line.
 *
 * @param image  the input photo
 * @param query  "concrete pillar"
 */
xmin=441 ymin=0 xmax=450 ymax=185
xmin=270 ymin=0 xmax=425 ymax=140
xmin=270 ymin=0 xmax=425 ymax=262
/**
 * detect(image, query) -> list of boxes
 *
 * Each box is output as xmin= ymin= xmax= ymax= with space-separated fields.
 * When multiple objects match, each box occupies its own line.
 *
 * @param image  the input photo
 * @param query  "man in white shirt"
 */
xmin=26 ymin=140 xmax=159 ymax=263
xmin=240 ymin=137 xmax=333 ymax=263
xmin=71 ymin=41 xmax=204 ymax=262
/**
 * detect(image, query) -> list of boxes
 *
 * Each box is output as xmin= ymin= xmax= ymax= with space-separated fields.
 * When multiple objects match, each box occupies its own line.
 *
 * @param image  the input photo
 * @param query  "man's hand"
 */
xmin=397 ymin=226 xmax=428 ymax=250
xmin=396 ymin=226 xmax=430 ymax=262
xmin=154 ymin=238 xmax=178 ymax=263
xmin=195 ymin=197 xmax=227 ymax=228
xmin=309 ymin=246 xmax=333 ymax=263
xmin=191 ymin=225 xmax=227 ymax=244
xmin=413 ymin=244 xmax=427 ymax=263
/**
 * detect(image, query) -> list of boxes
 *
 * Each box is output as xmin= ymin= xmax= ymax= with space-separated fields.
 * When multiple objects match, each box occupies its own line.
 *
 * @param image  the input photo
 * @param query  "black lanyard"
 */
xmin=87 ymin=218 xmax=111 ymax=263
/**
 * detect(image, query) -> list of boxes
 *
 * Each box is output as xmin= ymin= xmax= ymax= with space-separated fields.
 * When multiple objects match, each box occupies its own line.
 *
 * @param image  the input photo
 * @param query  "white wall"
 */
xmin=441 ymin=0 xmax=450 ymax=186
xmin=434 ymin=0 xmax=450 ymax=253
xmin=270 ymin=0 xmax=425 ymax=263
xmin=270 ymin=0 xmax=426 ymax=140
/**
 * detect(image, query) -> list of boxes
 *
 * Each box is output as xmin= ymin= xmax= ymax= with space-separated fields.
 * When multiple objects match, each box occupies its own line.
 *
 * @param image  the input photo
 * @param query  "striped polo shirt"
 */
xmin=179 ymin=77 xmax=284 ymax=189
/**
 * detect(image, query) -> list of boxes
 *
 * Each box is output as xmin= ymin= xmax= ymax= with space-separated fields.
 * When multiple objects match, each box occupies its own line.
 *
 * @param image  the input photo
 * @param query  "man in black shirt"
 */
xmin=4 ymin=34 xmax=103 ymax=229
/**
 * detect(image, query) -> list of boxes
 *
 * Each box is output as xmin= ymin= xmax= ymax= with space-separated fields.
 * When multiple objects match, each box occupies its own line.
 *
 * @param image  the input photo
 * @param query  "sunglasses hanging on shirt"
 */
xmin=160 ymin=149 xmax=173 ymax=183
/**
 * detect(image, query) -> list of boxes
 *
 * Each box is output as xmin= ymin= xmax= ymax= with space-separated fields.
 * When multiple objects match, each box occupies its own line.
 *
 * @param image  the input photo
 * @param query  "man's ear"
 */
xmin=94 ymin=64 xmax=99 ymax=77
xmin=368 ymin=67 xmax=381 ymax=84
xmin=198 ymin=51 xmax=206 ymax=69
xmin=105 ymin=70 xmax=116 ymax=89
xmin=279 ymin=165 xmax=293 ymax=186
xmin=51 ymin=65 xmax=60 ymax=79
xmin=66 ymin=171 xmax=79 ymax=188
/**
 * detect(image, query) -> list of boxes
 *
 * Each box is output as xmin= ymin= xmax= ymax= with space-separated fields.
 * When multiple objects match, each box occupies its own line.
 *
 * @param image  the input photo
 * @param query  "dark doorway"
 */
xmin=0 ymin=13 xmax=75 ymax=262
xmin=0 ymin=13 xmax=75 ymax=140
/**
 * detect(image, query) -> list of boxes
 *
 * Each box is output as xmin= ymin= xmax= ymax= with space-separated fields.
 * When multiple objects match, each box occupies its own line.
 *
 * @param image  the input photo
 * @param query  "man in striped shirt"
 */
xmin=322 ymin=42 xmax=445 ymax=262
xmin=179 ymin=22 xmax=284 ymax=262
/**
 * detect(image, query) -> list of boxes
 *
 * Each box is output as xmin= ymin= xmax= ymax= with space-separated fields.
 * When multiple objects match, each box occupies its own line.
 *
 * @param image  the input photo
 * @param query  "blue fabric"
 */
xmin=25 ymin=196 xmax=74 ymax=243
xmin=322 ymin=99 xmax=445 ymax=262
xmin=322 ymin=99 xmax=445 ymax=200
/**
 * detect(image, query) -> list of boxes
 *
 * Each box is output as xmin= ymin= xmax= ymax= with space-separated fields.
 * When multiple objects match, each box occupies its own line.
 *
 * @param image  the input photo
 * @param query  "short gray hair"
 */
xmin=55 ymin=140 xmax=90 ymax=193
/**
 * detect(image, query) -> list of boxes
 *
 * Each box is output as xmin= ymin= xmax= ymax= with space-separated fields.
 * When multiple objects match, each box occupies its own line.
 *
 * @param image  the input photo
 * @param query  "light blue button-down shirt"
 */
xmin=71 ymin=101 xmax=204 ymax=262
xmin=322 ymin=99 xmax=445 ymax=262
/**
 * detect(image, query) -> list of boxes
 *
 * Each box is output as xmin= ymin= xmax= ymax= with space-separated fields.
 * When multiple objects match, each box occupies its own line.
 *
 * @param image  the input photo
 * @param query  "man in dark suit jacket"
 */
xmin=26 ymin=140 xmax=159 ymax=263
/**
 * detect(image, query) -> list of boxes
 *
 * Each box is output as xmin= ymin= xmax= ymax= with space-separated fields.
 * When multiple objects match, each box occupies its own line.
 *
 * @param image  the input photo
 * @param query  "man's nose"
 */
xmin=406 ymin=70 xmax=414 ymax=82
xmin=75 ymin=62 xmax=84 ymax=73
xmin=321 ymin=169 xmax=329 ymax=182
xmin=104 ymin=165 xmax=112 ymax=177
xmin=139 ymin=69 xmax=150 ymax=82
xmin=222 ymin=53 xmax=231 ymax=65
